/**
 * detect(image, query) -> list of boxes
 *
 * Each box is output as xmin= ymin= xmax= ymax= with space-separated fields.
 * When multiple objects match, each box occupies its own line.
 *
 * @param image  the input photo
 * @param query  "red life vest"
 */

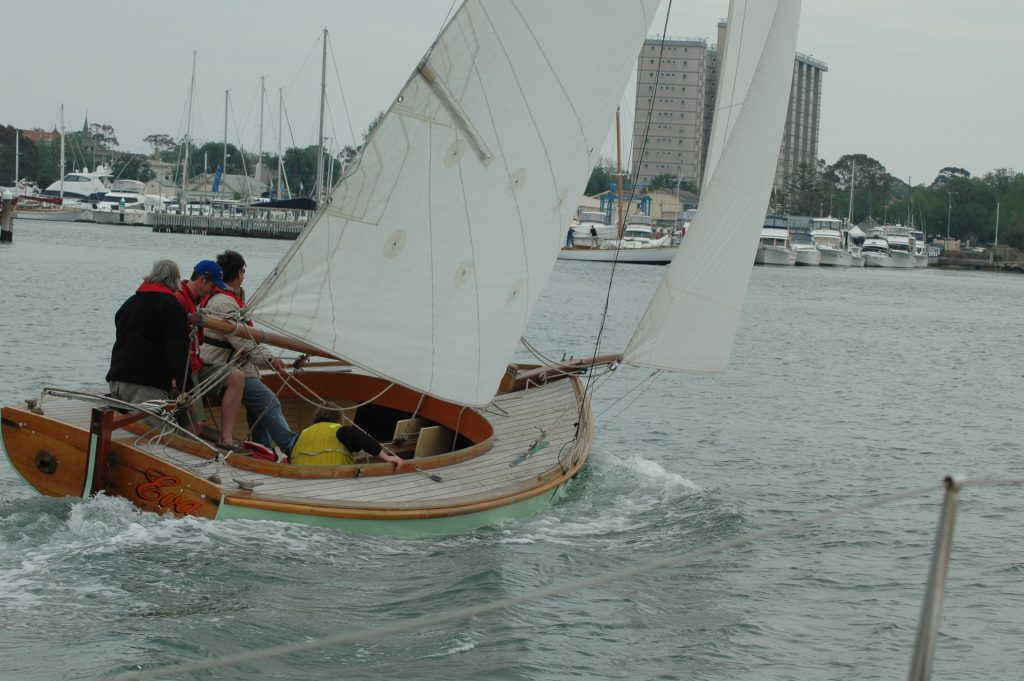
xmin=136 ymin=281 xmax=178 ymax=296
xmin=202 ymin=287 xmax=254 ymax=327
xmin=174 ymin=279 xmax=204 ymax=373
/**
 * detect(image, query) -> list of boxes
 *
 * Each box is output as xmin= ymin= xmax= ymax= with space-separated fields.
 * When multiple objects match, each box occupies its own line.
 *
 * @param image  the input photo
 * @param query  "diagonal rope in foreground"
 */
xmin=109 ymin=478 xmax=1024 ymax=680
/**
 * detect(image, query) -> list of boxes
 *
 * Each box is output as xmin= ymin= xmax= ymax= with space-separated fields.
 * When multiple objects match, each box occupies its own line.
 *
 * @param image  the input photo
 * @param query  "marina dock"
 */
xmin=151 ymin=213 xmax=305 ymax=240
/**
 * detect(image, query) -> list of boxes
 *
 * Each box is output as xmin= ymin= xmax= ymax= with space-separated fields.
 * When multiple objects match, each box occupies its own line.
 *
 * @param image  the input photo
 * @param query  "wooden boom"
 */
xmin=195 ymin=314 xmax=342 ymax=360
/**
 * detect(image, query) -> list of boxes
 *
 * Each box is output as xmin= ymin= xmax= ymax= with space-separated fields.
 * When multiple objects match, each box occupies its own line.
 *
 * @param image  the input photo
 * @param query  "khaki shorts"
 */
xmin=108 ymin=381 xmax=172 ymax=430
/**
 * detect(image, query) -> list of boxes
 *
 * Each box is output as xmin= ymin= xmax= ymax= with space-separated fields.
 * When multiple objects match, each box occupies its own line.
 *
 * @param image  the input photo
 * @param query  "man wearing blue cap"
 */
xmin=199 ymin=250 xmax=297 ymax=456
xmin=175 ymin=260 xmax=245 ymax=447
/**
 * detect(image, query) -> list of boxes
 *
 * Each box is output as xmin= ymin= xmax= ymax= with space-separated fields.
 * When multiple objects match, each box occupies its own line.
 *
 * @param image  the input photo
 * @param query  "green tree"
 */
xmin=144 ymin=133 xmax=176 ymax=156
xmin=647 ymin=173 xmax=678 ymax=192
xmin=88 ymin=123 xmax=119 ymax=149
xmin=585 ymin=159 xmax=616 ymax=196
xmin=781 ymin=162 xmax=823 ymax=215
xmin=0 ymin=126 xmax=41 ymax=185
xmin=822 ymin=153 xmax=897 ymax=223
xmin=929 ymin=166 xmax=970 ymax=188
xmin=194 ymin=141 xmax=252 ymax=175
xmin=363 ymin=111 xmax=385 ymax=143
xmin=32 ymin=137 xmax=62 ymax=187
xmin=282 ymin=145 xmax=321 ymax=196
xmin=111 ymin=153 xmax=154 ymax=183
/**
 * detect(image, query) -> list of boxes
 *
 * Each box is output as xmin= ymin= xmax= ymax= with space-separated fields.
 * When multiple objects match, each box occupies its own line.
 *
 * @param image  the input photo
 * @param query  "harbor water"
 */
xmin=1 ymin=221 xmax=1022 ymax=680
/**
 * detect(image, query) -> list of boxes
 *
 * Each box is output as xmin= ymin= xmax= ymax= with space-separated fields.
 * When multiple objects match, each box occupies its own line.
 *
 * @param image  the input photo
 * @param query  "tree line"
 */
xmin=5 ymin=120 xmax=1022 ymax=250
xmin=779 ymin=155 xmax=1023 ymax=249
xmin=0 ymin=114 xmax=384 ymax=200
xmin=584 ymin=153 xmax=1024 ymax=250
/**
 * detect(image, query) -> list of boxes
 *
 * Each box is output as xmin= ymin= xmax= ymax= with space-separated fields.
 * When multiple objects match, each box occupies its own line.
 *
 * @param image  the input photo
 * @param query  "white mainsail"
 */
xmin=623 ymin=0 xmax=801 ymax=373
xmin=248 ymin=0 xmax=661 ymax=407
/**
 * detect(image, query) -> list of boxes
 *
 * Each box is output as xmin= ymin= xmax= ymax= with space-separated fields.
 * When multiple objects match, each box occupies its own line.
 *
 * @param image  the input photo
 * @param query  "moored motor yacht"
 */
xmin=862 ymin=234 xmax=894 ymax=267
xmin=810 ymin=218 xmax=852 ymax=267
xmin=15 ymin=166 xmax=113 ymax=222
xmin=90 ymin=179 xmax=169 ymax=225
xmin=575 ymin=210 xmax=614 ymax=247
xmin=882 ymin=225 xmax=915 ymax=268
xmin=791 ymin=231 xmax=821 ymax=265
xmin=755 ymin=226 xmax=796 ymax=265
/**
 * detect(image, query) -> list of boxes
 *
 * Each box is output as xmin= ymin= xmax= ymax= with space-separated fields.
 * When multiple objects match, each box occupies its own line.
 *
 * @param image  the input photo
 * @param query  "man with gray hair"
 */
xmin=106 ymin=259 xmax=190 ymax=407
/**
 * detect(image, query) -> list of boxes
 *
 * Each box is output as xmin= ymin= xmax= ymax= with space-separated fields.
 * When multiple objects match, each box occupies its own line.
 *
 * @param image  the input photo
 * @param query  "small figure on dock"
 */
xmin=199 ymin=250 xmax=297 ymax=456
xmin=566 ymin=224 xmax=575 ymax=248
xmin=290 ymin=403 xmax=404 ymax=467
xmin=106 ymin=260 xmax=189 ymax=409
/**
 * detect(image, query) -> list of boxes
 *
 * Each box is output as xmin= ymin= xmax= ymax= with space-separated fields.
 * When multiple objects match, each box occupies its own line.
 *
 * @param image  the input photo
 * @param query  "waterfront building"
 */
xmin=630 ymin=36 xmax=709 ymax=191
xmin=632 ymin=23 xmax=827 ymax=194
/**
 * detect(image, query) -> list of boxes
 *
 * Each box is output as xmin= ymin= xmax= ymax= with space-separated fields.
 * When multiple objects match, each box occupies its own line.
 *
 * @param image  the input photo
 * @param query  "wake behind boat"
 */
xmin=1 ymin=0 xmax=802 ymax=534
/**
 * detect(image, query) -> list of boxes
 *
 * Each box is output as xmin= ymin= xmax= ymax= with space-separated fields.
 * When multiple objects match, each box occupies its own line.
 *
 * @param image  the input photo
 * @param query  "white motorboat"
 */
xmin=16 ymin=166 xmax=113 ymax=222
xmin=574 ymin=210 xmax=615 ymax=247
xmin=755 ymin=226 xmax=796 ymax=265
xmin=791 ymin=231 xmax=821 ymax=265
xmin=886 ymin=235 xmax=916 ymax=268
xmin=881 ymin=225 xmax=915 ymax=268
xmin=862 ymin=235 xmax=894 ymax=267
xmin=90 ymin=180 xmax=169 ymax=226
xmin=810 ymin=220 xmax=852 ymax=267
xmin=38 ymin=166 xmax=113 ymax=201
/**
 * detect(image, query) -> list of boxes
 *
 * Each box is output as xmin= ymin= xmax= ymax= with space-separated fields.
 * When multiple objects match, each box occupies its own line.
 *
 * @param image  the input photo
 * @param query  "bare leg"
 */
xmin=218 ymin=370 xmax=245 ymax=444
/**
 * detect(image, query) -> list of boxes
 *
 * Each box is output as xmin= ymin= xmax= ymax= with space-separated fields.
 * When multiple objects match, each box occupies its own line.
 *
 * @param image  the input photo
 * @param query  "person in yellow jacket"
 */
xmin=290 ymin=403 xmax=404 ymax=467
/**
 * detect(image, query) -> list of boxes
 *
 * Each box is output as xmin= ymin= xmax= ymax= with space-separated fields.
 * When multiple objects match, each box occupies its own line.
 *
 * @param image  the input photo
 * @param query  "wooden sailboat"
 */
xmin=1 ymin=0 xmax=801 ymax=535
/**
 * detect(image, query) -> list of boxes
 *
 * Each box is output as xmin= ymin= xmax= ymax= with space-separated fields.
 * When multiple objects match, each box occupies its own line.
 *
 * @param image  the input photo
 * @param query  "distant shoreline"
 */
xmin=934 ymin=257 xmax=1024 ymax=273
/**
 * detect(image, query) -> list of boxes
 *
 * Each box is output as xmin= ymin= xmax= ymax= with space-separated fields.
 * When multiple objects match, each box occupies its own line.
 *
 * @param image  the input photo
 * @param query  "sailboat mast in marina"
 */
xmin=1 ymin=0 xmax=801 ymax=535
xmin=181 ymin=51 xmax=197 ymax=210
xmin=315 ymin=27 xmax=328 ymax=206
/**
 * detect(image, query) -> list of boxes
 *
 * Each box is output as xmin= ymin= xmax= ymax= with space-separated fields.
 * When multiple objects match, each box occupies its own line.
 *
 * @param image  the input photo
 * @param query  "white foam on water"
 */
xmin=618 ymin=453 xmax=703 ymax=492
xmin=424 ymin=633 xmax=478 ymax=658
xmin=518 ymin=452 xmax=706 ymax=544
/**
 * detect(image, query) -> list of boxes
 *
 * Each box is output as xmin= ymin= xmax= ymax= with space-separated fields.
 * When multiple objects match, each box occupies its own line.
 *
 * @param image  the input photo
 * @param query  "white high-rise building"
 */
xmin=631 ymin=25 xmax=827 ymax=195
xmin=630 ymin=36 xmax=709 ymax=191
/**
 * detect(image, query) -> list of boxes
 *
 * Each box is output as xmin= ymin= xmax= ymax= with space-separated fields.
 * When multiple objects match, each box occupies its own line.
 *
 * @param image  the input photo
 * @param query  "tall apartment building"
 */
xmin=630 ymin=37 xmax=709 ymax=191
xmin=776 ymin=53 xmax=827 ymax=188
xmin=631 ymin=25 xmax=827 ymax=195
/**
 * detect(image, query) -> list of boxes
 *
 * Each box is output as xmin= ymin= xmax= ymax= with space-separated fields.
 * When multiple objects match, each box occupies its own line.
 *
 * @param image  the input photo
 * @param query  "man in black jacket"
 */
xmin=106 ymin=259 xmax=190 ymax=407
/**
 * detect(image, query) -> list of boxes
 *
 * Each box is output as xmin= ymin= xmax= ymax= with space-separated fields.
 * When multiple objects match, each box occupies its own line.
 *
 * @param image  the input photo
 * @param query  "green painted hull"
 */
xmin=214 ymin=487 xmax=563 ymax=537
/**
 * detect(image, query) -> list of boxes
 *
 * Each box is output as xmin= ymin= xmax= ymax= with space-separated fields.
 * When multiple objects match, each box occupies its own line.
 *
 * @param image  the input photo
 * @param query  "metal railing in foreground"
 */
xmin=108 ymin=476 xmax=1022 ymax=681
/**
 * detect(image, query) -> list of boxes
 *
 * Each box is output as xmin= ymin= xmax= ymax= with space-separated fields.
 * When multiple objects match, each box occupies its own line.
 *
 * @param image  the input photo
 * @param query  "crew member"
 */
xmin=175 ymin=259 xmax=245 ymax=447
xmin=106 ymin=259 xmax=189 ymax=408
xmin=291 ymin=403 xmax=404 ymax=467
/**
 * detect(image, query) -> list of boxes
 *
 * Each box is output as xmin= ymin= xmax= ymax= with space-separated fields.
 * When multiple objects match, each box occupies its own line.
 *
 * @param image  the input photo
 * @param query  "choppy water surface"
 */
xmin=1 ymin=221 xmax=1022 ymax=680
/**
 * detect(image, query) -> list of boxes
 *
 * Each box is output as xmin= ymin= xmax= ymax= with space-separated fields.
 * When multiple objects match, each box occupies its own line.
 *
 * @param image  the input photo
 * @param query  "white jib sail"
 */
xmin=248 ymin=0 xmax=662 ymax=407
xmin=622 ymin=0 xmax=801 ymax=374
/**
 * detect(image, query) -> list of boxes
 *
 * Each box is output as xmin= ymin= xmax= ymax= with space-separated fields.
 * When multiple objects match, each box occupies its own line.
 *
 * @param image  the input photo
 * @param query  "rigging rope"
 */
xmin=578 ymin=0 xmax=675 ymax=425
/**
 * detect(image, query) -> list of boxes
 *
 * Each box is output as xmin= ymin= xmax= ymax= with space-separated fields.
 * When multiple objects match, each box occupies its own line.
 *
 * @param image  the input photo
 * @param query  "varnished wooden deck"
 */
xmin=33 ymin=377 xmax=589 ymax=510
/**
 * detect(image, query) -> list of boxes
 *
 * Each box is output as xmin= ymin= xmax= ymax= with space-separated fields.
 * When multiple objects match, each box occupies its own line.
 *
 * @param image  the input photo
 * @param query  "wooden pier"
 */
xmin=152 ymin=214 xmax=306 ymax=240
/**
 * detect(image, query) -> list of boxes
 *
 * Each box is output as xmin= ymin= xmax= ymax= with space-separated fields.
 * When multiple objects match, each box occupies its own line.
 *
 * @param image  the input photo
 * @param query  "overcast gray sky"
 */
xmin=3 ymin=1 xmax=1020 ymax=186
